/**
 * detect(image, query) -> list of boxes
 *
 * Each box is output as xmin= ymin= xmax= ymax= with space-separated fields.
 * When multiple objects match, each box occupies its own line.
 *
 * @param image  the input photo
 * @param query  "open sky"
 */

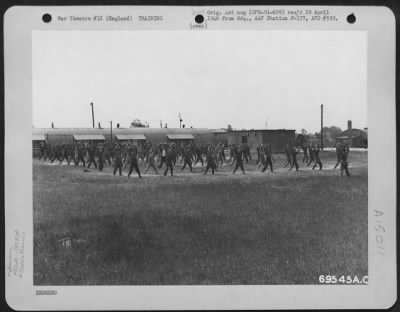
xmin=33 ymin=30 xmax=366 ymax=133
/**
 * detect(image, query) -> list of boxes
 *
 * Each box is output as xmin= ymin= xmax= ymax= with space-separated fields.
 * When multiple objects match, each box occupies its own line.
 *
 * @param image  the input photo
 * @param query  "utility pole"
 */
xmin=320 ymin=104 xmax=324 ymax=150
xmin=110 ymin=121 xmax=113 ymax=145
xmin=90 ymin=102 xmax=95 ymax=128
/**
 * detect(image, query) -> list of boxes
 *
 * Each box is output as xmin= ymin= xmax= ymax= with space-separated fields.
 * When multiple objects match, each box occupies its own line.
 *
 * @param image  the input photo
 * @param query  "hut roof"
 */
xmin=115 ymin=134 xmax=147 ymax=141
xmin=73 ymin=134 xmax=105 ymax=141
xmin=32 ymin=134 xmax=46 ymax=141
xmin=167 ymin=134 xmax=194 ymax=140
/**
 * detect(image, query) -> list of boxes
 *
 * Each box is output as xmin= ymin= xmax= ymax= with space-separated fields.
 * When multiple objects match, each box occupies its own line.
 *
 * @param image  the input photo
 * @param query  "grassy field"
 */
xmin=33 ymin=150 xmax=368 ymax=285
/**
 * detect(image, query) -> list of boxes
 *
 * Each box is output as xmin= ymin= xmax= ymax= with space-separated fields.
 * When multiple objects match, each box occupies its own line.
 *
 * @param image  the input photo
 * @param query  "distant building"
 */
xmin=336 ymin=120 xmax=368 ymax=148
xmin=32 ymin=127 xmax=228 ymax=146
xmin=336 ymin=129 xmax=368 ymax=148
xmin=227 ymin=129 xmax=295 ymax=153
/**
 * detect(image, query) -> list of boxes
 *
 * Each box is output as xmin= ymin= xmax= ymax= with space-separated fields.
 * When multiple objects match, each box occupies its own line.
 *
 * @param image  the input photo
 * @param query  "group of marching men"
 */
xmin=273 ymin=142 xmax=350 ymax=176
xmin=36 ymin=139 xmax=351 ymax=177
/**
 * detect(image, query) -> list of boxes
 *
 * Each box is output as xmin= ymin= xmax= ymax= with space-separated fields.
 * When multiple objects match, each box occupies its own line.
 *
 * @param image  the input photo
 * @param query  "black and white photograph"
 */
xmin=32 ymin=29 xmax=368 ymax=286
xmin=4 ymin=5 xmax=396 ymax=310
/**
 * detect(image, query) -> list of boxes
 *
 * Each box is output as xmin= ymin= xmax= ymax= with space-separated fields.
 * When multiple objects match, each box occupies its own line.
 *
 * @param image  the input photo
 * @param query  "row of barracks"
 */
xmin=32 ymin=127 xmax=296 ymax=155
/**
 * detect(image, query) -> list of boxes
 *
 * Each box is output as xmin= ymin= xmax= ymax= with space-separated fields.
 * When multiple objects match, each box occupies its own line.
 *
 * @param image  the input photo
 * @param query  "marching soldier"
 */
xmin=233 ymin=145 xmax=245 ymax=174
xmin=75 ymin=142 xmax=86 ymax=167
xmin=302 ymin=143 xmax=309 ymax=163
xmin=113 ymin=144 xmax=123 ymax=176
xmin=204 ymin=146 xmax=217 ymax=175
xmin=158 ymin=143 xmax=167 ymax=169
xmin=103 ymin=143 xmax=112 ymax=166
xmin=261 ymin=144 xmax=273 ymax=173
xmin=334 ymin=142 xmax=345 ymax=169
xmin=181 ymin=145 xmax=193 ymax=172
xmin=194 ymin=143 xmax=204 ymax=166
xmin=144 ymin=147 xmax=159 ymax=174
xmin=97 ymin=143 xmax=105 ymax=171
xmin=127 ymin=145 xmax=142 ymax=178
xmin=306 ymin=143 xmax=315 ymax=167
xmin=289 ymin=145 xmax=299 ymax=171
xmin=340 ymin=145 xmax=350 ymax=177
xmin=164 ymin=145 xmax=174 ymax=176
xmin=38 ymin=141 xmax=46 ymax=161
xmin=59 ymin=143 xmax=69 ymax=165
xmin=86 ymin=142 xmax=97 ymax=169
xmin=284 ymin=144 xmax=292 ymax=168
xmin=312 ymin=144 xmax=323 ymax=170
xmin=50 ymin=144 xmax=61 ymax=163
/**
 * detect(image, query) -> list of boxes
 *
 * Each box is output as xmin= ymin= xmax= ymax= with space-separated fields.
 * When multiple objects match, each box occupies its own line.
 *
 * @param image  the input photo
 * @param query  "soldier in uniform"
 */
xmin=75 ymin=142 xmax=86 ymax=167
xmin=113 ymin=144 xmax=123 ymax=176
xmin=340 ymin=145 xmax=350 ymax=177
xmin=284 ymin=144 xmax=292 ymax=168
xmin=204 ymin=146 xmax=217 ymax=175
xmin=302 ymin=143 xmax=309 ymax=163
xmin=312 ymin=144 xmax=323 ymax=170
xmin=289 ymin=145 xmax=299 ymax=171
xmin=97 ymin=143 xmax=105 ymax=171
xmin=233 ymin=145 xmax=245 ymax=174
xmin=51 ymin=144 xmax=61 ymax=163
xmin=38 ymin=141 xmax=46 ymax=161
xmin=164 ymin=145 xmax=174 ymax=176
xmin=144 ymin=146 xmax=159 ymax=174
xmin=194 ymin=143 xmax=204 ymax=166
xmin=306 ymin=143 xmax=315 ymax=167
xmin=158 ymin=143 xmax=167 ymax=169
xmin=261 ymin=143 xmax=273 ymax=173
xmin=103 ymin=143 xmax=112 ymax=166
xmin=181 ymin=145 xmax=193 ymax=172
xmin=59 ymin=143 xmax=69 ymax=165
xmin=86 ymin=142 xmax=98 ymax=169
xmin=127 ymin=145 xmax=142 ymax=178
xmin=334 ymin=142 xmax=345 ymax=169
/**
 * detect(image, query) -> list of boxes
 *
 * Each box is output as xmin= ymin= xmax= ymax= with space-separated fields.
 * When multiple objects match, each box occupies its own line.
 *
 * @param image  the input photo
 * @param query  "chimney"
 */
xmin=347 ymin=120 xmax=352 ymax=146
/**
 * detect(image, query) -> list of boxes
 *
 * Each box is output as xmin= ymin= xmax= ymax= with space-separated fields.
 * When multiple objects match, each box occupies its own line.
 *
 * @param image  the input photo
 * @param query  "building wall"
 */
xmin=228 ymin=130 xmax=295 ymax=153
xmin=32 ymin=128 xmax=228 ymax=146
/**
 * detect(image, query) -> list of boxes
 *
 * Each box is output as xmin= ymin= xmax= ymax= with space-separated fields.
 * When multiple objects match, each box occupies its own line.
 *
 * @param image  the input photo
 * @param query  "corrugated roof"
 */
xmin=167 ymin=134 xmax=194 ymax=140
xmin=32 ymin=134 xmax=46 ymax=141
xmin=73 ymin=134 xmax=105 ymax=141
xmin=115 ymin=134 xmax=147 ymax=140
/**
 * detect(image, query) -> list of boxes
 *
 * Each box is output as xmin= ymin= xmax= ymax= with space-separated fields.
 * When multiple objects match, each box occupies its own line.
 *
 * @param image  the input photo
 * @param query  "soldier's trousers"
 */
xmin=290 ymin=159 xmax=299 ymax=171
xmin=75 ymin=155 xmax=86 ymax=167
xmin=87 ymin=157 xmax=97 ymax=169
xmin=113 ymin=159 xmax=123 ymax=176
xmin=181 ymin=158 xmax=193 ymax=171
xmin=98 ymin=157 xmax=104 ymax=171
xmin=306 ymin=157 xmax=314 ymax=167
xmin=205 ymin=162 xmax=216 ymax=175
xmin=145 ymin=161 xmax=159 ymax=174
xmin=38 ymin=150 xmax=45 ymax=161
xmin=194 ymin=154 xmax=204 ymax=166
xmin=233 ymin=161 xmax=245 ymax=174
xmin=158 ymin=156 xmax=166 ymax=168
xmin=284 ymin=154 xmax=292 ymax=167
xmin=164 ymin=162 xmax=173 ymax=176
xmin=340 ymin=161 xmax=350 ymax=176
xmin=312 ymin=160 xmax=322 ymax=170
xmin=262 ymin=157 xmax=273 ymax=172
xmin=334 ymin=155 xmax=341 ymax=169
xmin=128 ymin=160 xmax=141 ymax=178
